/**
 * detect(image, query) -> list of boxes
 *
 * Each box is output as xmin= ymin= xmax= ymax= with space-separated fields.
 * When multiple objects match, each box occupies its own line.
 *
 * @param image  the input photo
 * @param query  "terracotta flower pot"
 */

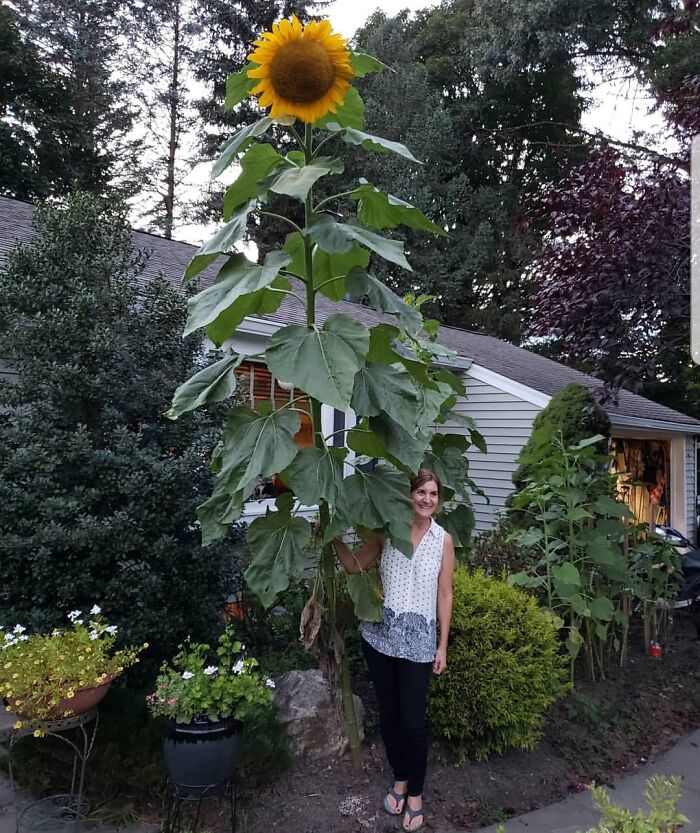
xmin=7 ymin=679 xmax=113 ymax=720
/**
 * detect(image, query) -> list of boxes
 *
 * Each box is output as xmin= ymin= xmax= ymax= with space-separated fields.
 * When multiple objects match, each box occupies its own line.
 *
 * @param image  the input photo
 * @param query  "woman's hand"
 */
xmin=432 ymin=645 xmax=447 ymax=675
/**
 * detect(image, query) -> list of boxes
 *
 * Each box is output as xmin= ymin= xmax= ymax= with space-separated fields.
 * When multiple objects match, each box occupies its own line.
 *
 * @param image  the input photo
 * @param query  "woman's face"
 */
xmin=411 ymin=479 xmax=439 ymax=521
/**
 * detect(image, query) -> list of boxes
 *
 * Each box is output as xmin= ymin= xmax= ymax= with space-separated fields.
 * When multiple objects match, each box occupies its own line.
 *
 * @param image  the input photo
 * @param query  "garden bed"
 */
xmin=3 ymin=619 xmax=699 ymax=832
xmin=237 ymin=618 xmax=700 ymax=833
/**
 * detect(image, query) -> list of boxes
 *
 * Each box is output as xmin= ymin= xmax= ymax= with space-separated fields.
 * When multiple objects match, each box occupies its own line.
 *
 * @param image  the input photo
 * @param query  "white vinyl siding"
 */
xmin=445 ymin=376 xmax=542 ymax=533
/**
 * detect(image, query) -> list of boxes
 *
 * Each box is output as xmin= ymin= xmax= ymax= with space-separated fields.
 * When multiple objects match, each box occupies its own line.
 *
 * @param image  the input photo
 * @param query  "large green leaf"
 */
xmin=414 ymin=382 xmax=452 ymax=430
xmin=245 ymin=493 xmax=314 ymax=607
xmin=184 ymin=201 xmax=257 ymax=280
xmin=184 ymin=250 xmax=290 ymax=337
xmin=282 ymin=445 xmax=346 ymax=506
xmin=206 ymin=276 xmax=289 ymax=346
xmin=166 ymin=352 xmax=243 ymax=419
xmin=351 ymin=184 xmax=447 ymax=237
xmin=212 ymin=118 xmax=273 ymax=179
xmin=347 ymin=570 xmax=383 ymax=621
xmin=423 ymin=445 xmax=472 ymax=496
xmin=351 ymin=362 xmax=420 ymax=432
xmin=218 ymin=406 xmax=301 ymax=495
xmin=224 ymin=68 xmax=256 ymax=110
xmin=437 ymin=502 xmax=475 ymax=550
xmin=223 ymin=144 xmax=286 ymax=218
xmin=347 ymin=421 xmax=388 ymax=460
xmin=345 ymin=268 xmax=421 ymax=333
xmin=269 ymin=157 xmax=344 ymax=201
xmin=328 ymin=466 xmax=414 ymax=557
xmin=369 ymin=413 xmax=428 ymax=472
xmin=284 ymin=232 xmax=369 ymax=301
xmin=326 ymin=124 xmax=420 ymax=163
xmin=197 ymin=483 xmax=246 ymax=546
xmin=349 ymin=52 xmax=389 ymax=77
xmin=265 ymin=314 xmax=369 ymax=410
xmin=306 ymin=215 xmax=412 ymax=271
xmin=314 ymin=87 xmax=365 ymax=130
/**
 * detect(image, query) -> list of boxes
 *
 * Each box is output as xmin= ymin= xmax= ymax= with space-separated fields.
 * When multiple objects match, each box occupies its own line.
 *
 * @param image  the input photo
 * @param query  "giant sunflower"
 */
xmin=247 ymin=15 xmax=355 ymax=124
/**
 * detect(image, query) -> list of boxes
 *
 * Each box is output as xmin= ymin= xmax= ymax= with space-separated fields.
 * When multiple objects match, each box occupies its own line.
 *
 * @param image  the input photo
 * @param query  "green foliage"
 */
xmin=0 ymin=610 xmax=143 ymax=723
xmin=0 ymin=194 xmax=234 ymax=666
xmin=511 ymin=383 xmax=611 ymax=496
xmin=581 ymin=775 xmax=691 ymax=833
xmin=428 ymin=569 xmax=569 ymax=759
xmin=146 ymin=628 xmax=274 ymax=724
xmin=469 ymin=514 xmax=535 ymax=576
xmin=509 ymin=434 xmax=632 ymax=680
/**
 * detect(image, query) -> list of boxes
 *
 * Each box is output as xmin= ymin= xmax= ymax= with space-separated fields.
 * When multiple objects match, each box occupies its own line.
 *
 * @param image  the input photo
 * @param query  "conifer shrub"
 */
xmin=511 ymin=383 xmax=610 ymax=495
xmin=428 ymin=569 xmax=569 ymax=759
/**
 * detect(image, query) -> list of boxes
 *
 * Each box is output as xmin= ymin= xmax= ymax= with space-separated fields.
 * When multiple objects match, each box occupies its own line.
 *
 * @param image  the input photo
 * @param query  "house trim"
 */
xmin=607 ymin=414 xmax=700 ymax=435
xmin=467 ymin=363 xmax=552 ymax=408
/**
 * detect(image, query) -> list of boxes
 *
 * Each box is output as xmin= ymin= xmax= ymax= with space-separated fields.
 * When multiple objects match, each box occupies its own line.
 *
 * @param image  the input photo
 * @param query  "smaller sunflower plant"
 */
xmin=146 ymin=628 xmax=274 ymax=725
xmin=0 ymin=607 xmax=144 ymax=728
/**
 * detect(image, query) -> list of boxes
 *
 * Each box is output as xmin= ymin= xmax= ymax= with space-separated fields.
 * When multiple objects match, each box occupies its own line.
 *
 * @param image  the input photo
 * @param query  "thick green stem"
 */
xmin=302 ymin=122 xmax=361 ymax=765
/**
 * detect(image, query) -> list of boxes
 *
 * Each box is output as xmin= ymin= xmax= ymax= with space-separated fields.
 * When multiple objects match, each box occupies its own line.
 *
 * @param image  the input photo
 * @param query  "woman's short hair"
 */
xmin=410 ymin=468 xmax=442 ymax=497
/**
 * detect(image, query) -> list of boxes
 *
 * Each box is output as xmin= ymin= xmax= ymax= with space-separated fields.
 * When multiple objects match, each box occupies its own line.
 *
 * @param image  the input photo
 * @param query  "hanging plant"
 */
xmin=168 ymin=14 xmax=485 ymax=761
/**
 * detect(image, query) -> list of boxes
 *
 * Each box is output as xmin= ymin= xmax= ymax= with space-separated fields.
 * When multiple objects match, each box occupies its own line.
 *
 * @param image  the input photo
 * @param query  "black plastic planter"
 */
xmin=162 ymin=716 xmax=242 ymax=796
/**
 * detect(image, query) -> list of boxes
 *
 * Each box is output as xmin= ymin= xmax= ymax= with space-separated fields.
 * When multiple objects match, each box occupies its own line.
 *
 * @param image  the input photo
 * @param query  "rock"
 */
xmin=273 ymin=669 xmax=364 ymax=759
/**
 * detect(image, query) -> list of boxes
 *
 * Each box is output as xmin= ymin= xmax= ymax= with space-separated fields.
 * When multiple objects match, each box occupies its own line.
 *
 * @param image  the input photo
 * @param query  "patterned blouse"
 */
xmin=359 ymin=519 xmax=445 ymax=663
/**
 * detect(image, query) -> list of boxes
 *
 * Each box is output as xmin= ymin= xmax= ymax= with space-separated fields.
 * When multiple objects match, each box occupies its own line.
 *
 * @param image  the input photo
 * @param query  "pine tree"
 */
xmin=0 ymin=194 xmax=234 ymax=660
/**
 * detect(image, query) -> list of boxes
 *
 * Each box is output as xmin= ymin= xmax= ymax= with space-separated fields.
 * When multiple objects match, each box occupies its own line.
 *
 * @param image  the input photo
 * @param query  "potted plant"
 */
xmin=146 ymin=628 xmax=274 ymax=793
xmin=0 ymin=606 xmax=145 ymax=728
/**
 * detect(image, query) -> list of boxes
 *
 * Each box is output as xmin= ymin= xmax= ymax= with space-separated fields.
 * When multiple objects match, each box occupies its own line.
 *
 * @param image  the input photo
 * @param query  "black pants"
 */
xmin=362 ymin=639 xmax=433 ymax=796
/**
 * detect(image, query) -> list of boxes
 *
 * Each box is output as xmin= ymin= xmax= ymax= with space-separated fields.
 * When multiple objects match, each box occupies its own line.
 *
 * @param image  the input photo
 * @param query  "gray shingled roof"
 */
xmin=2 ymin=195 xmax=699 ymax=432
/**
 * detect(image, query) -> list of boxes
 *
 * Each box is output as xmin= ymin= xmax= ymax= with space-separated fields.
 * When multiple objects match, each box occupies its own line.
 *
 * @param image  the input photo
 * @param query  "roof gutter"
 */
xmin=609 ymin=413 xmax=700 ymax=435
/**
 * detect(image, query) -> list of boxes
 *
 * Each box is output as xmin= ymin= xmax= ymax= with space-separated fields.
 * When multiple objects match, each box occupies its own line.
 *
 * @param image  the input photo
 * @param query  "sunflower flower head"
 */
xmin=247 ymin=15 xmax=355 ymax=123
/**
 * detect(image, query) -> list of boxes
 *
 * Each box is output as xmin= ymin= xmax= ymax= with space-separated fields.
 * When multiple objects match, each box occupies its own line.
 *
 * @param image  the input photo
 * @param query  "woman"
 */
xmin=333 ymin=469 xmax=456 ymax=833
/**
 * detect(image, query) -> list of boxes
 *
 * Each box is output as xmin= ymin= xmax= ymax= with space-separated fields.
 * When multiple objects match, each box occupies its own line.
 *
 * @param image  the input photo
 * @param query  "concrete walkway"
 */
xmin=474 ymin=728 xmax=700 ymax=833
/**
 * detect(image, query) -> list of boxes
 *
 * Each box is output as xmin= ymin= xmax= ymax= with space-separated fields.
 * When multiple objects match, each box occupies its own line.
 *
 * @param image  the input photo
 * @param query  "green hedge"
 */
xmin=428 ymin=569 xmax=568 ymax=759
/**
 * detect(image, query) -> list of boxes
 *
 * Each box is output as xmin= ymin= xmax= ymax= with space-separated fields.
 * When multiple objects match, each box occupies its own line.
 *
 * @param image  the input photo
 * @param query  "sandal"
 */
xmin=382 ymin=786 xmax=407 ymax=816
xmin=402 ymin=803 xmax=425 ymax=832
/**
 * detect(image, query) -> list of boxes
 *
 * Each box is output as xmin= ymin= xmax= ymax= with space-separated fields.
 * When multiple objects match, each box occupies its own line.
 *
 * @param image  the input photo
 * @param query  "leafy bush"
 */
xmin=469 ymin=514 xmax=534 ymax=577
xmin=580 ymin=775 xmax=690 ymax=833
xmin=428 ymin=569 xmax=568 ymax=759
xmin=510 ymin=383 xmax=610 ymax=498
xmin=0 ymin=194 xmax=235 ymax=668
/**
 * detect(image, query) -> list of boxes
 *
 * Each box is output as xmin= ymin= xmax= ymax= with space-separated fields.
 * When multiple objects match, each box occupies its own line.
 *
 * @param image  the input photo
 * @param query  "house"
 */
xmin=2 ymin=195 xmax=699 ymax=539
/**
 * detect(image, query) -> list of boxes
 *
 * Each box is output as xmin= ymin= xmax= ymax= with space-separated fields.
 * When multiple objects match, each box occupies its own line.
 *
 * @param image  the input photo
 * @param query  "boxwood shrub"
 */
xmin=428 ymin=568 xmax=569 ymax=759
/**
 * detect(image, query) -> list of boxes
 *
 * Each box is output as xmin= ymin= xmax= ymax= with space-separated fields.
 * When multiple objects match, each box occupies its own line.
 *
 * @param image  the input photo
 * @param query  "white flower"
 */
xmin=89 ymin=632 xmax=100 ymax=641
xmin=19 ymin=635 xmax=28 ymax=642
xmin=90 ymin=605 xmax=101 ymax=615
xmin=4 ymin=632 xmax=15 ymax=641
xmin=13 ymin=625 xmax=26 ymax=634
xmin=266 ymin=678 xmax=276 ymax=689
xmin=68 ymin=610 xmax=82 ymax=622
xmin=105 ymin=625 xmax=118 ymax=635
xmin=203 ymin=666 xmax=218 ymax=675
xmin=182 ymin=671 xmax=194 ymax=680
xmin=232 ymin=660 xmax=244 ymax=675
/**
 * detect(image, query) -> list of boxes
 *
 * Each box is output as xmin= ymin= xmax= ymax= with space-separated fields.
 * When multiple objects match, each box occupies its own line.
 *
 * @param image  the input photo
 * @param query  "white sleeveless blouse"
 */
xmin=359 ymin=519 xmax=445 ymax=663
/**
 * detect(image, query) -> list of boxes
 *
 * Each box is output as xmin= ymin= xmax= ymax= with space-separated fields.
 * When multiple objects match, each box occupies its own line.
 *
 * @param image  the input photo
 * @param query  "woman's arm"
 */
xmin=433 ymin=532 xmax=456 ymax=675
xmin=332 ymin=533 xmax=384 ymax=575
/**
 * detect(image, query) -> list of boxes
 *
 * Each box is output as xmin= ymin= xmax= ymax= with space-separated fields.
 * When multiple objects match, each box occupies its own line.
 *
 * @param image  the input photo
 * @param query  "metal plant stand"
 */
xmin=163 ymin=775 xmax=238 ymax=833
xmin=1 ymin=709 xmax=98 ymax=833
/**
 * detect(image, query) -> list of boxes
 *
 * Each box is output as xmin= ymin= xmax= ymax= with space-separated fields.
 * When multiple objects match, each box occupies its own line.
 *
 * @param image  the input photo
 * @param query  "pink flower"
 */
xmin=167 ymin=697 xmax=178 ymax=705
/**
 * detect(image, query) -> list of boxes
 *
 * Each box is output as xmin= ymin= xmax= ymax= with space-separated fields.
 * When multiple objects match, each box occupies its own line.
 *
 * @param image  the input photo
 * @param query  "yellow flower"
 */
xmin=247 ymin=15 xmax=354 ymax=123
xmin=33 ymin=729 xmax=42 ymax=738
xmin=13 ymin=721 xmax=22 ymax=730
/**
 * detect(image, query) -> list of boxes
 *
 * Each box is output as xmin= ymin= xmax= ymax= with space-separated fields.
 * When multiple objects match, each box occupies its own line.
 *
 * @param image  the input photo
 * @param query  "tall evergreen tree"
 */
xmin=342 ymin=9 xmax=585 ymax=343
xmin=0 ymin=194 xmax=233 ymax=659
xmin=8 ymin=0 xmax=142 ymax=199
